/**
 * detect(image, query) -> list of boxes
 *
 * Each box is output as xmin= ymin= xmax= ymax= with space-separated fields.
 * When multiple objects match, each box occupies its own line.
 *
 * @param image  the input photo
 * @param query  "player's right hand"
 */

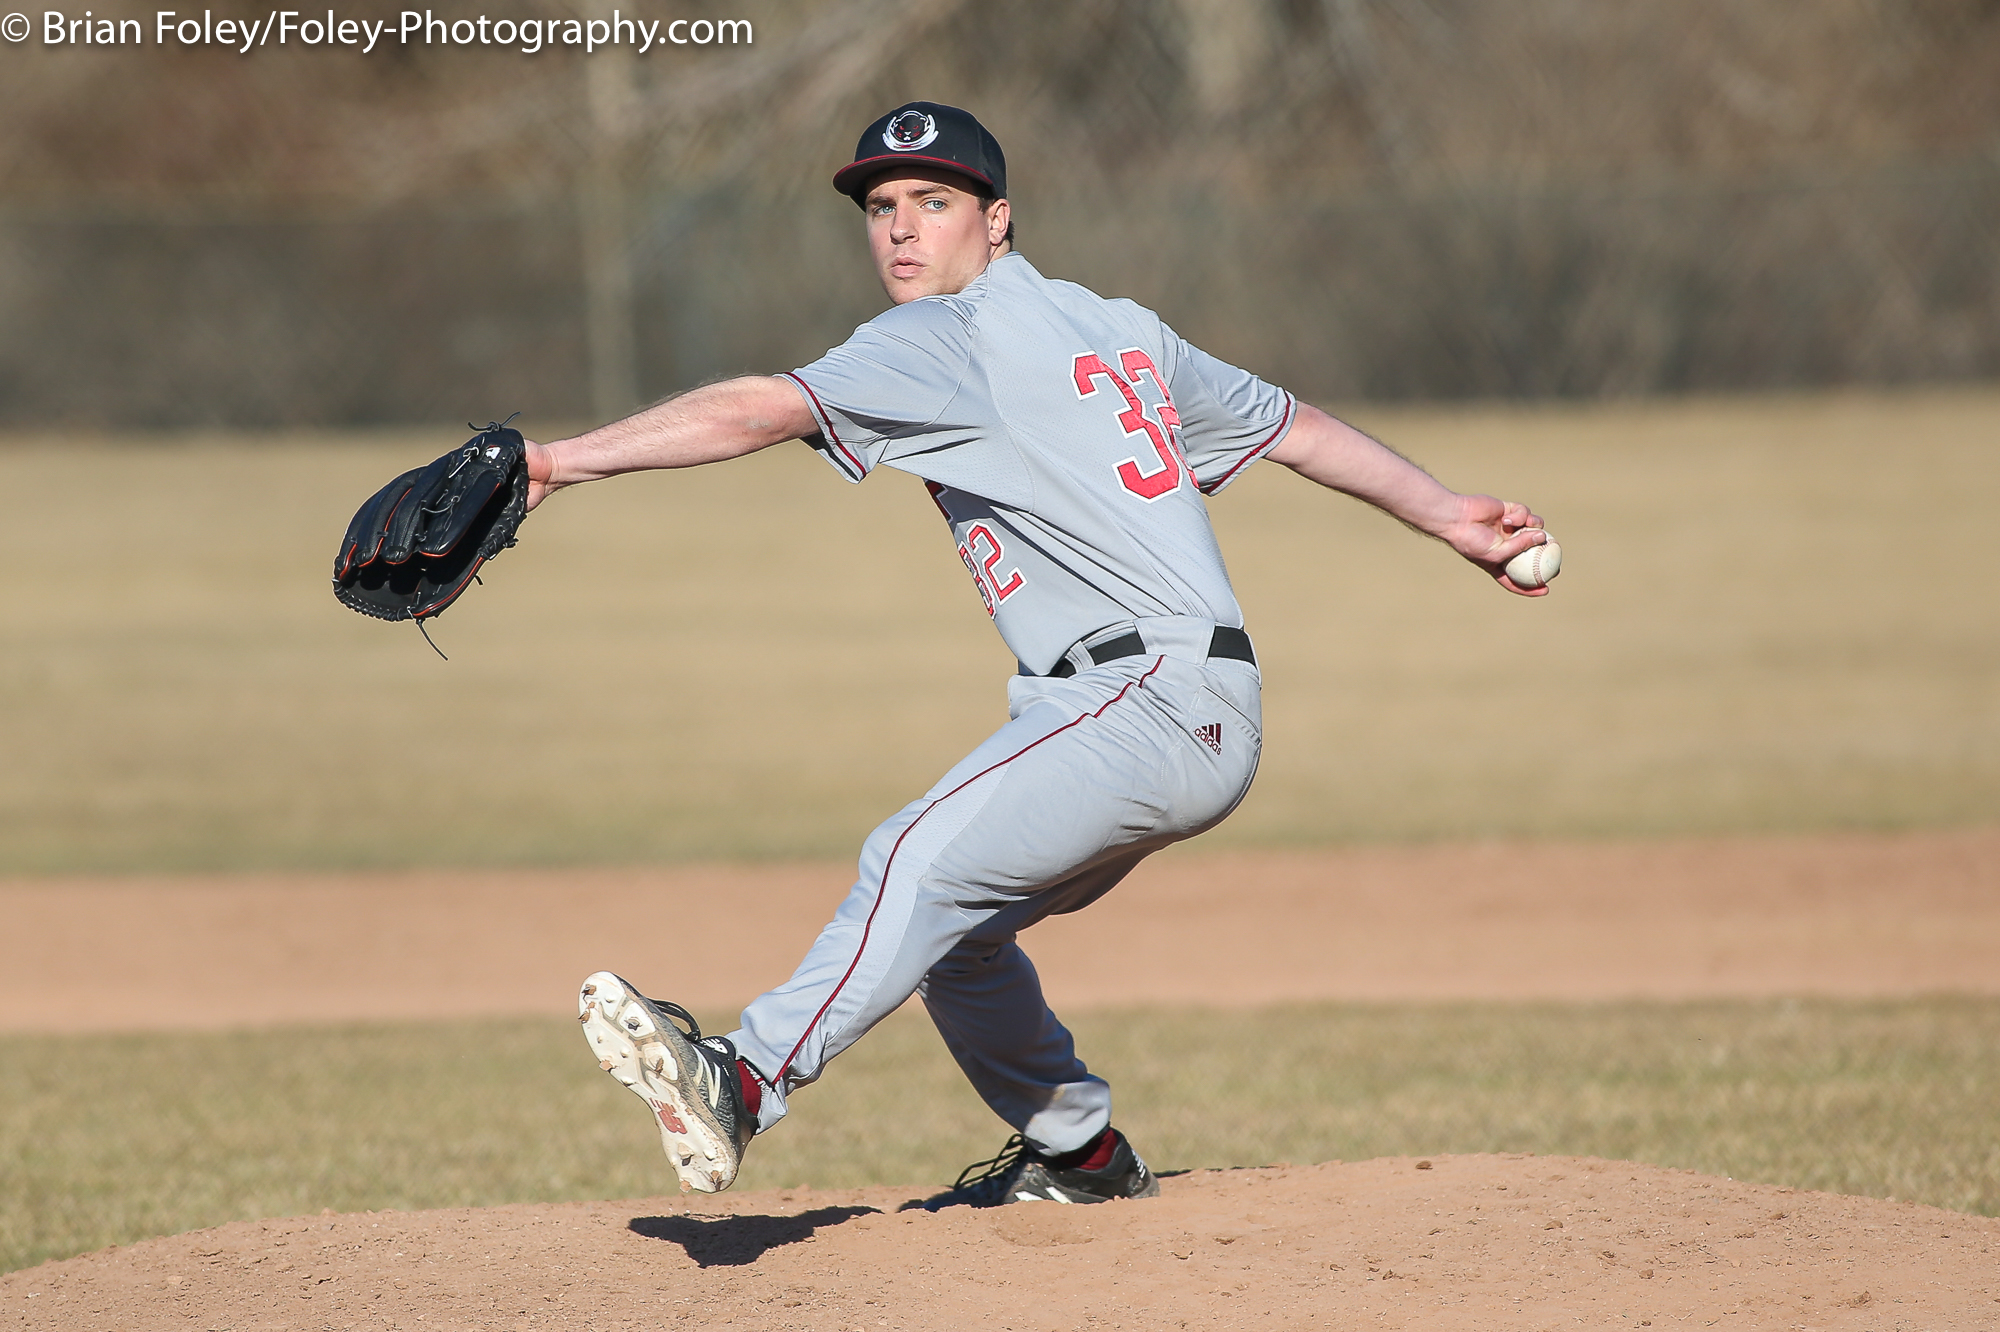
xmin=1442 ymin=494 xmax=1551 ymax=597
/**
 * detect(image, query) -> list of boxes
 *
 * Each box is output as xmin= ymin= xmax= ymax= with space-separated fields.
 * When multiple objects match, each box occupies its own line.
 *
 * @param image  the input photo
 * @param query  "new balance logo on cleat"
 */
xmin=1193 ymin=723 xmax=1222 ymax=754
xmin=578 ymin=971 xmax=757 ymax=1194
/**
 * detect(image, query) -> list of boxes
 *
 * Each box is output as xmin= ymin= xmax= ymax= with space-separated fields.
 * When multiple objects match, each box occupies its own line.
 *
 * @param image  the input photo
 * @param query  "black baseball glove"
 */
xmin=333 ymin=419 xmax=529 ymax=623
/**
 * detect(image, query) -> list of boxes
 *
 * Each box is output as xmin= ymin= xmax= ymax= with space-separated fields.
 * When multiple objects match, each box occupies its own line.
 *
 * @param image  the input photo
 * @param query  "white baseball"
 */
xmin=1503 ymin=532 xmax=1562 ymax=589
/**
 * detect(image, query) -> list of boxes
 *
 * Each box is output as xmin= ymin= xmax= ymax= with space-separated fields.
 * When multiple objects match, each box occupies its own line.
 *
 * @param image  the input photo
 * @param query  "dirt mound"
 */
xmin=6 ymin=1156 xmax=1994 ymax=1330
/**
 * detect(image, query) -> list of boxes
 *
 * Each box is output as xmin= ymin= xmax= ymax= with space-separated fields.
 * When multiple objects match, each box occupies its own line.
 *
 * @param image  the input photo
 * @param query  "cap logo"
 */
xmin=883 ymin=109 xmax=939 ymax=152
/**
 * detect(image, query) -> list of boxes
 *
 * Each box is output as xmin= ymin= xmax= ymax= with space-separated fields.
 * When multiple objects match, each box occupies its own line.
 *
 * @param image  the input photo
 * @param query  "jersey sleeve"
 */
xmin=782 ymin=297 xmax=977 ymax=483
xmin=1161 ymin=328 xmax=1297 ymax=495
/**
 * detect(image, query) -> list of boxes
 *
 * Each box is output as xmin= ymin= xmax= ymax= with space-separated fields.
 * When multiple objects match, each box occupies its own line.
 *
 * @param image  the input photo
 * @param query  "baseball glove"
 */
xmin=332 ymin=419 xmax=529 ymax=624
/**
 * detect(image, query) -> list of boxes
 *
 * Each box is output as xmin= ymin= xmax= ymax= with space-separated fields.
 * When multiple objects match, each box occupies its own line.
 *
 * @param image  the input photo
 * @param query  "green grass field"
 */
xmin=1 ymin=387 xmax=1996 ymax=872
xmin=5 ymin=998 xmax=1997 ymax=1273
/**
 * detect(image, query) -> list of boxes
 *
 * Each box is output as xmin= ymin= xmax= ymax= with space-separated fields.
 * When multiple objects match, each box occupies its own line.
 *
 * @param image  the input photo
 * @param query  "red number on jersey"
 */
xmin=957 ymin=541 xmax=995 ymax=616
xmin=1119 ymin=349 xmax=1185 ymax=450
xmin=1073 ymin=352 xmax=1184 ymax=501
xmin=966 ymin=523 xmax=1024 ymax=604
xmin=956 ymin=523 xmax=1024 ymax=618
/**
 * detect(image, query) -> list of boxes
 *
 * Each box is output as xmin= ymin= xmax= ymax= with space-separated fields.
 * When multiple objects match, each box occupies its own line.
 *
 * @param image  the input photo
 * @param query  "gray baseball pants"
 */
xmin=728 ymin=616 xmax=1262 ymax=1155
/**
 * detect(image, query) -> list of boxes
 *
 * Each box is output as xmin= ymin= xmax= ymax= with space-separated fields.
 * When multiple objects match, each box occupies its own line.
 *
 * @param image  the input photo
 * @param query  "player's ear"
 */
xmin=987 ymin=197 xmax=1011 ymax=248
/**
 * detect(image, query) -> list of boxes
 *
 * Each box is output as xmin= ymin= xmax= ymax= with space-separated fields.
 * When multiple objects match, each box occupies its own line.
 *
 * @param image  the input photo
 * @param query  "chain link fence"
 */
xmin=1 ymin=0 xmax=1996 ymax=425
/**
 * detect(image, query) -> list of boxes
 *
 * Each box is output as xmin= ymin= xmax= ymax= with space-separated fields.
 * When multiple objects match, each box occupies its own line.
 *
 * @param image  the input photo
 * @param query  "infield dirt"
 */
xmin=3 ymin=828 xmax=1998 ymax=1030
xmin=5 ymin=831 xmax=2000 ymax=1327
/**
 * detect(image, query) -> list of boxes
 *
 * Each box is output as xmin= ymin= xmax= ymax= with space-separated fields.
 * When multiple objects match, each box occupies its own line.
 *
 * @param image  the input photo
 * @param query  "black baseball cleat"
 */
xmin=577 ymin=971 xmax=756 ymax=1194
xmin=941 ymin=1128 xmax=1160 ymax=1207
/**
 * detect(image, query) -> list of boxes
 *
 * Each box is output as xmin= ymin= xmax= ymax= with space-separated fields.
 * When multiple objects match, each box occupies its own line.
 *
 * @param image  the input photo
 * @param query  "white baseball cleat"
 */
xmin=577 ymin=971 xmax=756 ymax=1194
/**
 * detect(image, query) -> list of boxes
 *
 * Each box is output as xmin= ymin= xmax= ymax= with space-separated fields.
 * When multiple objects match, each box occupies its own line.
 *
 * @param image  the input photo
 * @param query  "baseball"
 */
xmin=1504 ymin=532 xmax=1562 ymax=588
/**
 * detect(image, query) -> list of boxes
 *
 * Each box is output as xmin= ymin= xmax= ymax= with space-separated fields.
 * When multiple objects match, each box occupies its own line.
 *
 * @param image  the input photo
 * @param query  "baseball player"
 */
xmin=549 ymin=103 xmax=1549 ymax=1205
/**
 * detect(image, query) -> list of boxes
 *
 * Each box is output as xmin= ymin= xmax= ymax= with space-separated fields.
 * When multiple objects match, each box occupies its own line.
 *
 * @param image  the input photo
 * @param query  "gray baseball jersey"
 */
xmin=782 ymin=251 xmax=1295 ymax=674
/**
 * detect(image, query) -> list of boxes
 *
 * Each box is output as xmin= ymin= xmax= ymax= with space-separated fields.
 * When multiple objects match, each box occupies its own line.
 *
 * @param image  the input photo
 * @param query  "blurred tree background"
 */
xmin=2 ymin=0 xmax=1997 ymax=426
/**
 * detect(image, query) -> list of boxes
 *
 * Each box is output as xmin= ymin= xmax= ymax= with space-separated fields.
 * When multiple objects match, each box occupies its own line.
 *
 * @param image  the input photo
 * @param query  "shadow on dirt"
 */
xmin=627 ymin=1205 xmax=880 ymax=1267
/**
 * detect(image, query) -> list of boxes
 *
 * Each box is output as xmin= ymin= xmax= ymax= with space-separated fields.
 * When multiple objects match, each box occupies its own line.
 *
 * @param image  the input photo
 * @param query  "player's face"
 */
xmin=862 ymin=171 xmax=1011 ymax=304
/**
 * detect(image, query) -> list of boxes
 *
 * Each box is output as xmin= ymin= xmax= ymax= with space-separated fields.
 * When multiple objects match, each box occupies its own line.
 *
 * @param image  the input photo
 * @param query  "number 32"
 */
xmin=1073 ymin=349 xmax=1187 ymax=501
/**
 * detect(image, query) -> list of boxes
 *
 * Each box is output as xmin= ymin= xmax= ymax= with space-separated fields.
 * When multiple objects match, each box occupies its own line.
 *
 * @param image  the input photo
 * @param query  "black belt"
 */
xmin=1048 ymin=625 xmax=1255 ymax=678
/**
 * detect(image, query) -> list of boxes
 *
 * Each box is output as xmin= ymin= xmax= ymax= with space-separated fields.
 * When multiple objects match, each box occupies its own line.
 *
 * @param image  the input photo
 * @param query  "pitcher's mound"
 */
xmin=6 ymin=1155 xmax=1995 ymax=1329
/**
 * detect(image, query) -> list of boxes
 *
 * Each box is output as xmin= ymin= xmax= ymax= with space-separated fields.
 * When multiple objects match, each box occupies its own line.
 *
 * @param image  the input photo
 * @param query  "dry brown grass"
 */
xmin=0 ymin=386 xmax=1994 ymax=872
xmin=6 ymin=998 xmax=1999 ymax=1274
xmin=1226 ymin=386 xmax=2000 ymax=843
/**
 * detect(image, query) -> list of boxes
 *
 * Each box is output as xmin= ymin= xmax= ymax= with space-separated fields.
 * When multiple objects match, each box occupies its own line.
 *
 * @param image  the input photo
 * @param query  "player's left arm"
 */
xmin=1265 ymin=402 xmax=1551 ymax=597
xmin=523 ymin=376 xmax=816 ymax=511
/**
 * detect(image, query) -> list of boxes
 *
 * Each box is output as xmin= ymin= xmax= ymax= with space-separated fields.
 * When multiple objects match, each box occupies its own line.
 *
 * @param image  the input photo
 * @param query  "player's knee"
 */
xmin=926 ymin=937 xmax=1009 ymax=982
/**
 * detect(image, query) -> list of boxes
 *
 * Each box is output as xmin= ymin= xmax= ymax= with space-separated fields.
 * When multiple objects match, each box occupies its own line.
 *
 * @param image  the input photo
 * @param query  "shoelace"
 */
xmin=637 ymin=992 xmax=743 ymax=1105
xmin=425 ymin=415 xmax=523 ymax=513
xmin=952 ymin=1134 xmax=1030 ymax=1194
xmin=644 ymin=994 xmax=705 ymax=1040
